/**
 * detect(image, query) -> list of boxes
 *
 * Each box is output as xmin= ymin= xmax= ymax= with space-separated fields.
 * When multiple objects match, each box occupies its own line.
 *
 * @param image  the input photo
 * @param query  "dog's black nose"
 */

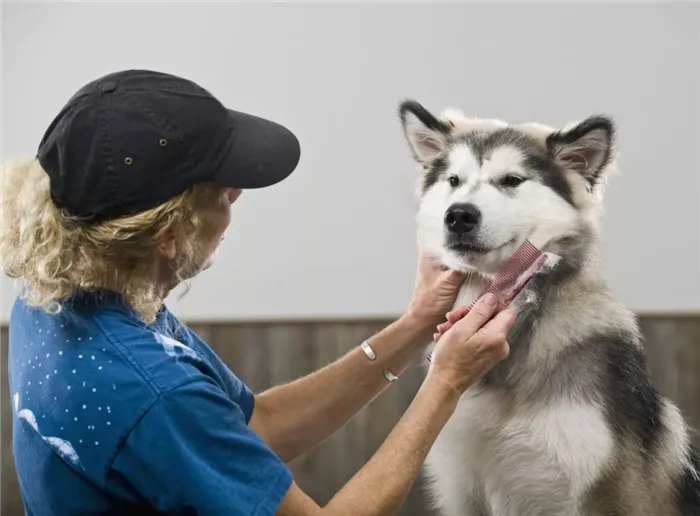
xmin=444 ymin=203 xmax=481 ymax=234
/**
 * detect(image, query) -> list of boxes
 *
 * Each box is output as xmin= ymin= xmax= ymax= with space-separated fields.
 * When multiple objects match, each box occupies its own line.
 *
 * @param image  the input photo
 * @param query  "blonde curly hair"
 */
xmin=1 ymin=157 xmax=223 ymax=323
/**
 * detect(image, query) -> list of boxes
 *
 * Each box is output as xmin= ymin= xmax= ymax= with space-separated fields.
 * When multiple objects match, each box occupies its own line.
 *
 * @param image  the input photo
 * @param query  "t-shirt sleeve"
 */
xmin=110 ymin=378 xmax=293 ymax=516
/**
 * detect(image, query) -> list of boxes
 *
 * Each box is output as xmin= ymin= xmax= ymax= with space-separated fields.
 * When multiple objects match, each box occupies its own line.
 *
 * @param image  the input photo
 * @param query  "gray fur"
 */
xmin=399 ymin=100 xmax=700 ymax=516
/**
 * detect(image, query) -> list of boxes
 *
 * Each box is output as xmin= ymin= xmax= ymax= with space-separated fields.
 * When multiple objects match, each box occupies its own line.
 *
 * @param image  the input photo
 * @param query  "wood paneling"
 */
xmin=2 ymin=316 xmax=699 ymax=515
xmin=2 ymin=327 xmax=19 ymax=516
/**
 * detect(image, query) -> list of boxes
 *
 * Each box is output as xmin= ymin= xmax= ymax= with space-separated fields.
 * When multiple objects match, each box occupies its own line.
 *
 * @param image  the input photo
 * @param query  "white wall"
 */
xmin=2 ymin=2 xmax=699 ymax=323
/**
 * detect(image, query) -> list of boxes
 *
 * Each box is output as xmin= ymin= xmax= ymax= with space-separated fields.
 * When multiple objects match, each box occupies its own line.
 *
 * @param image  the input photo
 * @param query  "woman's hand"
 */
xmin=433 ymin=303 xmax=472 ymax=342
xmin=427 ymin=293 xmax=516 ymax=395
xmin=405 ymin=252 xmax=465 ymax=333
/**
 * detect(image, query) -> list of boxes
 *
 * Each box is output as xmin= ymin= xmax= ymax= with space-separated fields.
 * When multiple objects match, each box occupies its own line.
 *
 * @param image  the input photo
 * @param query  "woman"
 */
xmin=1 ymin=69 xmax=516 ymax=516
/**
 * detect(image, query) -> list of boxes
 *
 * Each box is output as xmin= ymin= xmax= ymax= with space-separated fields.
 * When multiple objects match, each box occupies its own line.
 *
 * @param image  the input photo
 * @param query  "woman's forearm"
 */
xmin=251 ymin=313 xmax=434 ymax=462
xmin=276 ymin=294 xmax=514 ymax=516
xmin=324 ymin=377 xmax=458 ymax=515
xmin=276 ymin=376 xmax=460 ymax=516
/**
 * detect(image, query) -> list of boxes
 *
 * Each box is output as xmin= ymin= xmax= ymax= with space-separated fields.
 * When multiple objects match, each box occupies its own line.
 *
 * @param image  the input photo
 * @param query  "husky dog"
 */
xmin=398 ymin=100 xmax=700 ymax=516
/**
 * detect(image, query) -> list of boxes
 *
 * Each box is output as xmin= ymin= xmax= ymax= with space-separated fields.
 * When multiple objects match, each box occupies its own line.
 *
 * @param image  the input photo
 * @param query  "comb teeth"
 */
xmin=487 ymin=240 xmax=542 ymax=290
xmin=473 ymin=239 xmax=544 ymax=310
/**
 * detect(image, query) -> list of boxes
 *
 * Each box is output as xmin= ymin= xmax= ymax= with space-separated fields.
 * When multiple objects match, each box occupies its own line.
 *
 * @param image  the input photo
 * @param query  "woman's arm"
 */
xmin=278 ymin=378 xmax=457 ymax=515
xmin=251 ymin=312 xmax=433 ymax=462
xmin=249 ymin=255 xmax=465 ymax=462
xmin=276 ymin=294 xmax=515 ymax=516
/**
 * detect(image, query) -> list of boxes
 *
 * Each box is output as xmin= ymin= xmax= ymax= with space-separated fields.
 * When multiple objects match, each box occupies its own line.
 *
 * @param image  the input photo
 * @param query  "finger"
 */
xmin=438 ymin=325 xmax=452 ymax=341
xmin=437 ymin=321 xmax=451 ymax=333
xmin=435 ymin=324 xmax=452 ymax=342
xmin=450 ymin=293 xmax=499 ymax=339
xmin=478 ymin=305 xmax=517 ymax=339
xmin=446 ymin=306 xmax=470 ymax=323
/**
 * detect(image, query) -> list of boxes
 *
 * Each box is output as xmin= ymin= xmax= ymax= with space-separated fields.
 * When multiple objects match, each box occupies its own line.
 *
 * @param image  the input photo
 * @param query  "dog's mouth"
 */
xmin=447 ymin=237 xmax=517 ymax=256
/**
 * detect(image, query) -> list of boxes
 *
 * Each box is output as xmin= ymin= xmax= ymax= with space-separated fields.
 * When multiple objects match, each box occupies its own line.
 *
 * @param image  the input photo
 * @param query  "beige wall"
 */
xmin=2 ymin=317 xmax=699 ymax=515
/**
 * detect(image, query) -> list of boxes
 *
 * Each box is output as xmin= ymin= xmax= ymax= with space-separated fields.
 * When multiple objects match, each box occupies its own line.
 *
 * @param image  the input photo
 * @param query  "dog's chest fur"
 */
xmin=424 ymin=386 xmax=614 ymax=516
xmin=421 ymin=271 xmax=650 ymax=516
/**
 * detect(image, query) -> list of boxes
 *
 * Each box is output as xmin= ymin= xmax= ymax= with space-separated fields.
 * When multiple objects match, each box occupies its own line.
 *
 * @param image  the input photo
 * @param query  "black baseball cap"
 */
xmin=37 ymin=69 xmax=301 ymax=222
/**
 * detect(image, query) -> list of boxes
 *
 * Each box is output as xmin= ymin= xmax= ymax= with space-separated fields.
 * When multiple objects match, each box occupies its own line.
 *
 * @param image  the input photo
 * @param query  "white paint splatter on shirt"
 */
xmin=44 ymin=436 xmax=83 ymax=469
xmin=16 ymin=403 xmax=84 ymax=470
xmin=18 ymin=409 xmax=38 ymax=431
xmin=154 ymin=333 xmax=198 ymax=360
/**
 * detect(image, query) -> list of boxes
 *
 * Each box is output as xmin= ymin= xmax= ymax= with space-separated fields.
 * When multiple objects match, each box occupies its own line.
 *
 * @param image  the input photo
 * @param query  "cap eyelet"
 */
xmin=124 ymin=157 xmax=133 ymax=165
xmin=159 ymin=139 xmax=168 ymax=147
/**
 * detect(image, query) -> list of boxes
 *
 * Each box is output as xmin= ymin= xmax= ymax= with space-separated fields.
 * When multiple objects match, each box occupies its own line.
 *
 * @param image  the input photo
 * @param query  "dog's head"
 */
xmin=399 ymin=100 xmax=616 ymax=275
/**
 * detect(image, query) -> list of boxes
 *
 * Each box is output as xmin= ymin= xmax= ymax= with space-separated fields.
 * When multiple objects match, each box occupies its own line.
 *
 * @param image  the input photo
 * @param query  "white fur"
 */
xmin=400 ymin=102 xmax=697 ymax=516
xmin=415 ymin=130 xmax=580 ymax=275
xmin=425 ymin=398 xmax=614 ymax=516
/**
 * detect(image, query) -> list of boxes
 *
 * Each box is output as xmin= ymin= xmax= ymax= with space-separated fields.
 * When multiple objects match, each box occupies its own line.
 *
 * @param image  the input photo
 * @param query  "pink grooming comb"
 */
xmin=426 ymin=239 xmax=547 ymax=362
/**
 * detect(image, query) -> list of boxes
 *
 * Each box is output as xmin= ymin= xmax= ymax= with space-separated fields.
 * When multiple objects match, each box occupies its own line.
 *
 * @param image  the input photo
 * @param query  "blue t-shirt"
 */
xmin=8 ymin=290 xmax=293 ymax=515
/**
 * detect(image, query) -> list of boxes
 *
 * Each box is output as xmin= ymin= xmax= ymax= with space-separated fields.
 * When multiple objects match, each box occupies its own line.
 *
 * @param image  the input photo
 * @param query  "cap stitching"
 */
xmin=154 ymin=83 xmax=208 ymax=93
xmin=100 ymin=89 xmax=120 ymax=207
xmin=124 ymin=94 xmax=232 ymax=175
xmin=107 ymin=83 xmax=207 ymax=95
xmin=125 ymin=96 xmax=184 ymax=145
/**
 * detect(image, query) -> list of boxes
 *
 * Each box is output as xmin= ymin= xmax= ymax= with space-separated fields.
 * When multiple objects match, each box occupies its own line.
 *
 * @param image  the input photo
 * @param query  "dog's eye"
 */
xmin=500 ymin=175 xmax=527 ymax=188
xmin=448 ymin=175 xmax=460 ymax=187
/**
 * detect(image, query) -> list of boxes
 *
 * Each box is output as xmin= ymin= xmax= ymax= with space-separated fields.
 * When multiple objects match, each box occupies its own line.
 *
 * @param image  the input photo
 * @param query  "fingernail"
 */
xmin=482 ymin=293 xmax=497 ymax=307
xmin=433 ymin=333 xmax=440 ymax=341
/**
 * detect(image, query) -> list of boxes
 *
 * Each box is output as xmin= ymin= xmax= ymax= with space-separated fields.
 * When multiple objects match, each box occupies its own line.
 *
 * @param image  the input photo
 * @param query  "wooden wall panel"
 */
xmin=1 ymin=326 xmax=16 ymax=516
xmin=2 ymin=316 xmax=699 ymax=515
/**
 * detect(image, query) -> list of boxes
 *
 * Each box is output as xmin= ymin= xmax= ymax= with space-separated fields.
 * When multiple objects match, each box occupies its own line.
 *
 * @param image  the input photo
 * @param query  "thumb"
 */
xmin=450 ymin=293 xmax=499 ymax=339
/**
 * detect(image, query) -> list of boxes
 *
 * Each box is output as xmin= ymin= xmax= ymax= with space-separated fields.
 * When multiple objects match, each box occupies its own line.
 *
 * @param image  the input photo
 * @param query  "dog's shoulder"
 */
xmin=546 ymin=325 xmax=662 ymax=447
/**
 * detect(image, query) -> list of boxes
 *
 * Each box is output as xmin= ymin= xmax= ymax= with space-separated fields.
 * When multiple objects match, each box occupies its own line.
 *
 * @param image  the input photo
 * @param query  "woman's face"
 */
xmin=156 ymin=186 xmax=243 ymax=285
xmin=199 ymin=187 xmax=243 ymax=271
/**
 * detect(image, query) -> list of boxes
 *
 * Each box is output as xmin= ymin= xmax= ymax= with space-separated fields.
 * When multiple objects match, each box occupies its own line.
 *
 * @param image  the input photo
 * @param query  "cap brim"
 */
xmin=214 ymin=109 xmax=301 ymax=189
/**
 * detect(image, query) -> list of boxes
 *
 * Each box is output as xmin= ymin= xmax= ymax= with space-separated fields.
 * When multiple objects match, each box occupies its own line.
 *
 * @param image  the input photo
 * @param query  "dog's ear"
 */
xmin=546 ymin=116 xmax=615 ymax=188
xmin=399 ymin=100 xmax=454 ymax=163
